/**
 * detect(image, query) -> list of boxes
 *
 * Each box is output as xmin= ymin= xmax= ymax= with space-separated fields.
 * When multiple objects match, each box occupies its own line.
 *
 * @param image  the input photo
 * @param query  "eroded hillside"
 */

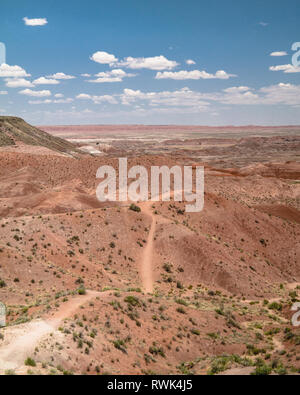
xmin=0 ymin=117 xmax=79 ymax=155
xmin=0 ymin=131 xmax=299 ymax=375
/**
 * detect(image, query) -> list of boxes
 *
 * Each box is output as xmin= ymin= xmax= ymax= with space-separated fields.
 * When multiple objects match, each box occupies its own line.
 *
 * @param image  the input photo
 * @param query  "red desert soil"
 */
xmin=0 ymin=128 xmax=299 ymax=375
xmin=0 ymin=290 xmax=104 ymax=373
xmin=140 ymin=201 xmax=155 ymax=294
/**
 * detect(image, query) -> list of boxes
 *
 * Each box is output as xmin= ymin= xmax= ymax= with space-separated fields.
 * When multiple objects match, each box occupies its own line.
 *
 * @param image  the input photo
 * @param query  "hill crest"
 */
xmin=0 ymin=116 xmax=79 ymax=155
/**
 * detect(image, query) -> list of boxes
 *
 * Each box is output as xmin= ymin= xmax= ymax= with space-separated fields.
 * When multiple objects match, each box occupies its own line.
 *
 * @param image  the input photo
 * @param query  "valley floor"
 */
xmin=0 ymin=133 xmax=299 ymax=375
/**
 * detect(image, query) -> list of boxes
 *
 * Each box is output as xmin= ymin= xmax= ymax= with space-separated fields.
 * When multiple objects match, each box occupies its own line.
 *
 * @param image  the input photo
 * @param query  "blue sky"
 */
xmin=0 ymin=0 xmax=299 ymax=125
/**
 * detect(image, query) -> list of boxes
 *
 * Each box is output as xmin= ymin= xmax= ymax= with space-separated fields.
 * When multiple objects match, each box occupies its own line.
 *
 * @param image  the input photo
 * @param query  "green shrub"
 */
xmin=268 ymin=302 xmax=282 ymax=311
xmin=176 ymin=307 xmax=186 ymax=314
xmin=252 ymin=363 xmax=272 ymax=376
xmin=113 ymin=339 xmax=127 ymax=353
xmin=175 ymin=298 xmax=188 ymax=306
xmin=25 ymin=357 xmax=36 ymax=367
xmin=149 ymin=345 xmax=165 ymax=358
xmin=208 ymin=355 xmax=252 ymax=375
xmin=124 ymin=295 xmax=140 ymax=307
xmin=5 ymin=369 xmax=16 ymax=375
xmin=77 ymin=285 xmax=86 ymax=295
xmin=163 ymin=263 xmax=172 ymax=273
xmin=129 ymin=204 xmax=141 ymax=213
xmin=0 ymin=279 xmax=6 ymax=288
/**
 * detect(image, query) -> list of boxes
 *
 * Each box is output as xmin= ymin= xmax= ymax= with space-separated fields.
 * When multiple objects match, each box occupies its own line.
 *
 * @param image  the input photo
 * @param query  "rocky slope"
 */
xmin=0 ymin=117 xmax=79 ymax=155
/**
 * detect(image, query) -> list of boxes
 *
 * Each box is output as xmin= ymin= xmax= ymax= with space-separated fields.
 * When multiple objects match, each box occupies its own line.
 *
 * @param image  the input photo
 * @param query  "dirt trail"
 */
xmin=241 ymin=282 xmax=300 ymax=305
xmin=0 ymin=290 xmax=104 ymax=373
xmin=140 ymin=201 xmax=156 ymax=293
xmin=218 ymin=366 xmax=255 ymax=375
xmin=0 ymin=320 xmax=53 ymax=372
xmin=272 ymin=337 xmax=284 ymax=352
xmin=48 ymin=290 xmax=103 ymax=325
xmin=287 ymin=282 xmax=300 ymax=290
xmin=138 ymin=190 xmax=185 ymax=294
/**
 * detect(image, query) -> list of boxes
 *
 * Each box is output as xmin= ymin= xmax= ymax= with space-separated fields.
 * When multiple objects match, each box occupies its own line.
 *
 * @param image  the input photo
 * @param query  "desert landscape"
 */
xmin=0 ymin=116 xmax=299 ymax=375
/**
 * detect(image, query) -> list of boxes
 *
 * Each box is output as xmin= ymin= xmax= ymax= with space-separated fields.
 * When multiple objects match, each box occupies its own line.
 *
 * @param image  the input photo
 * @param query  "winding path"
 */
xmin=0 ymin=290 xmax=105 ymax=373
xmin=140 ymin=202 xmax=156 ymax=293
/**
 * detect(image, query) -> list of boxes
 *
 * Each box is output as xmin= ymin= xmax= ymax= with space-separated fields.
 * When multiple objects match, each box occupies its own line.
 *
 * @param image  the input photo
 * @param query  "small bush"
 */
xmin=129 ymin=204 xmax=141 ymax=213
xmin=124 ymin=295 xmax=140 ymax=307
xmin=25 ymin=357 xmax=36 ymax=367
xmin=252 ymin=363 xmax=272 ymax=376
xmin=176 ymin=307 xmax=186 ymax=314
xmin=0 ymin=279 xmax=6 ymax=288
xmin=268 ymin=302 xmax=282 ymax=311
xmin=175 ymin=299 xmax=188 ymax=306
xmin=77 ymin=285 xmax=86 ymax=295
xmin=113 ymin=339 xmax=127 ymax=353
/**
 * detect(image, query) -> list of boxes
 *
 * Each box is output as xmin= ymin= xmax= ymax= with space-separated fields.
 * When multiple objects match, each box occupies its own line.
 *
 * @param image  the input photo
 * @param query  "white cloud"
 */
xmin=90 ymin=51 xmax=118 ymax=65
xmin=205 ymin=83 xmax=300 ymax=106
xmin=215 ymin=88 xmax=259 ymax=105
xmin=81 ymin=73 xmax=91 ymax=77
xmin=54 ymin=93 xmax=64 ymax=98
xmin=47 ymin=72 xmax=75 ymax=80
xmin=0 ymin=91 xmax=7 ymax=95
xmin=259 ymin=22 xmax=269 ymax=27
xmin=93 ymin=95 xmax=118 ymax=104
xmin=29 ymin=98 xmax=73 ymax=104
xmin=270 ymin=51 xmax=288 ymax=57
xmin=0 ymin=64 xmax=30 ymax=78
xmin=119 ymin=83 xmax=300 ymax=109
xmin=76 ymin=93 xmax=117 ymax=104
xmin=19 ymin=89 xmax=51 ymax=97
xmin=259 ymin=83 xmax=300 ymax=106
xmin=88 ymin=69 xmax=135 ymax=83
xmin=269 ymin=64 xmax=300 ymax=73
xmin=90 ymin=51 xmax=178 ymax=70
xmin=223 ymin=86 xmax=251 ymax=93
xmin=5 ymin=78 xmax=34 ymax=88
xmin=76 ymin=93 xmax=92 ymax=100
xmin=23 ymin=17 xmax=48 ymax=26
xmin=89 ymin=77 xmax=123 ymax=83
xmin=28 ymin=99 xmax=52 ymax=104
xmin=121 ymin=87 xmax=209 ymax=109
xmin=118 ymin=55 xmax=178 ymax=70
xmin=155 ymin=69 xmax=235 ymax=80
xmin=103 ymin=69 xmax=127 ymax=77
xmin=22 ymin=82 xmax=300 ymax=123
xmin=33 ymin=77 xmax=60 ymax=85
xmin=53 ymin=98 xmax=73 ymax=103
xmin=186 ymin=59 xmax=196 ymax=65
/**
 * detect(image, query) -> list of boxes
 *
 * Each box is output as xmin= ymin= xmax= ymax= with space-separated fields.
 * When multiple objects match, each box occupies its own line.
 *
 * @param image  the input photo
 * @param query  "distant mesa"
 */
xmin=0 ymin=116 xmax=80 ymax=155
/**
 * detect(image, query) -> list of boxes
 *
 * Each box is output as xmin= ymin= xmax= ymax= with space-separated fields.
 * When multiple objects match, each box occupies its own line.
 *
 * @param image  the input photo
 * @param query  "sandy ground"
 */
xmin=0 ymin=144 xmax=68 ymax=156
xmin=0 ymin=290 xmax=104 ymax=373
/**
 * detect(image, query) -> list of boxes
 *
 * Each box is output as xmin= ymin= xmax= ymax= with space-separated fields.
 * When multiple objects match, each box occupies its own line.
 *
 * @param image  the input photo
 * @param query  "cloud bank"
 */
xmin=23 ymin=17 xmax=48 ymax=26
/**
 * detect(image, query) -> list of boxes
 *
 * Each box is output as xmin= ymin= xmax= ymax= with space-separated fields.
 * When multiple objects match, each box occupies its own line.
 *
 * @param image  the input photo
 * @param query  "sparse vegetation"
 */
xmin=129 ymin=204 xmax=141 ymax=213
xmin=24 ymin=357 xmax=36 ymax=367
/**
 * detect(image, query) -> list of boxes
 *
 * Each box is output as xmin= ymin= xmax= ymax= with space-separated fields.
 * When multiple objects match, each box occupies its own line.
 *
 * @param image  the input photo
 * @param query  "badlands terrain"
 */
xmin=0 ymin=117 xmax=299 ymax=375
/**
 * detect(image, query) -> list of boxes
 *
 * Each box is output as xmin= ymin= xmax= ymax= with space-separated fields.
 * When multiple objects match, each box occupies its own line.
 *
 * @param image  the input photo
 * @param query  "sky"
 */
xmin=0 ymin=0 xmax=299 ymax=125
